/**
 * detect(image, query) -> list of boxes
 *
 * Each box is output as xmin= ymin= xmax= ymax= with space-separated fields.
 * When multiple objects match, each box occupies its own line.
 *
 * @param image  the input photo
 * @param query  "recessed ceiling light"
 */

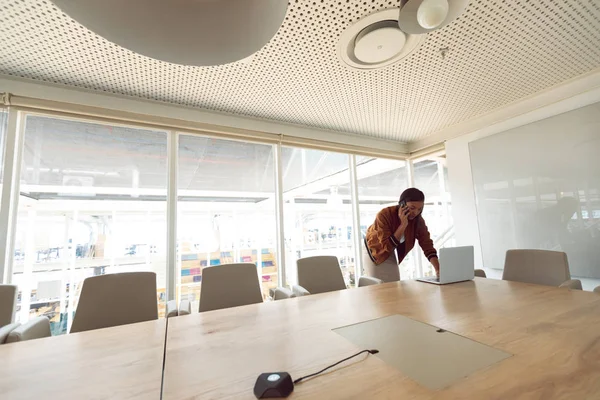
xmin=338 ymin=9 xmax=425 ymax=70
xmin=354 ymin=21 xmax=407 ymax=64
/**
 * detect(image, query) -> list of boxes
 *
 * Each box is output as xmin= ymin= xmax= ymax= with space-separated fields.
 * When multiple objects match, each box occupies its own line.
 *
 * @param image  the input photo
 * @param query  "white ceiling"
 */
xmin=0 ymin=0 xmax=599 ymax=143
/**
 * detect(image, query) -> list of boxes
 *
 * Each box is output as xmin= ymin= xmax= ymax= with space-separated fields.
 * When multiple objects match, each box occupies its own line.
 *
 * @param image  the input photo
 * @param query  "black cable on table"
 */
xmin=293 ymin=349 xmax=379 ymax=385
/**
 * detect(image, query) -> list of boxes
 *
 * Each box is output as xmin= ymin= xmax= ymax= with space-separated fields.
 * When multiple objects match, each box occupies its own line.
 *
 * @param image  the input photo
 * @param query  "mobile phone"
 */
xmin=399 ymin=199 xmax=407 ymax=208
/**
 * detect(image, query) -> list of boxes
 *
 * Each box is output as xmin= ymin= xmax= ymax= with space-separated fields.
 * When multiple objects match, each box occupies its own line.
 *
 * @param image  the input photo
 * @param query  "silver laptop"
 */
xmin=417 ymin=246 xmax=474 ymax=285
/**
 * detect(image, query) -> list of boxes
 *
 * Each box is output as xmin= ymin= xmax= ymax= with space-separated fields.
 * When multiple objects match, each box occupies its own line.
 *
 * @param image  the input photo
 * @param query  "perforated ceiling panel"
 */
xmin=0 ymin=0 xmax=599 ymax=143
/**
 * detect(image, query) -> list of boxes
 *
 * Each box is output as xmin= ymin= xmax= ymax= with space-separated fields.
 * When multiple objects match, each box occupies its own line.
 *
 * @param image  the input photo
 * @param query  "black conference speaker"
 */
xmin=253 ymin=372 xmax=294 ymax=398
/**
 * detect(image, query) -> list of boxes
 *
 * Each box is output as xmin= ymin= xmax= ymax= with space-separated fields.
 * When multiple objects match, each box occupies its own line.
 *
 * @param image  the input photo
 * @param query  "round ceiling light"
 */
xmin=417 ymin=0 xmax=450 ymax=29
xmin=398 ymin=0 xmax=469 ymax=34
xmin=50 ymin=0 xmax=288 ymax=66
xmin=338 ymin=9 xmax=425 ymax=70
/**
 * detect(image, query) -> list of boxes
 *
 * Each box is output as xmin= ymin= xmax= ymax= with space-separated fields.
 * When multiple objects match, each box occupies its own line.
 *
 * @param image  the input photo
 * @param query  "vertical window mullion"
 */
xmin=273 ymin=143 xmax=286 ymax=287
xmin=0 ymin=108 xmax=25 ymax=284
xmin=349 ymin=154 xmax=362 ymax=282
xmin=166 ymin=131 xmax=178 ymax=301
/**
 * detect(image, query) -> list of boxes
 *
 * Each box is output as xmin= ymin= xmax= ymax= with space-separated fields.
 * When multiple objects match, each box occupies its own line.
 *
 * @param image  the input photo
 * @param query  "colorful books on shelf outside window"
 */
xmin=181 ymin=253 xmax=200 ymax=261
xmin=239 ymin=249 xmax=257 ymax=264
xmin=181 ymin=253 xmax=208 ymax=278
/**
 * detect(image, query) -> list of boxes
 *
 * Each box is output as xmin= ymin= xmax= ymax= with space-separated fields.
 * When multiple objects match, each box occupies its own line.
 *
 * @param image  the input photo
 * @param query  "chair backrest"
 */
xmin=6 ymin=317 xmax=51 ymax=343
xmin=70 ymin=272 xmax=158 ymax=333
xmin=199 ymin=263 xmax=263 ymax=313
xmin=502 ymin=250 xmax=571 ymax=287
xmin=297 ymin=256 xmax=346 ymax=295
xmin=0 ymin=284 xmax=17 ymax=327
xmin=0 ymin=323 xmax=19 ymax=344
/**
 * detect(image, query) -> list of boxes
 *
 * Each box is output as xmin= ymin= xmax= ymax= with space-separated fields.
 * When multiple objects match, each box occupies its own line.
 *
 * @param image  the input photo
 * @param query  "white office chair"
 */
xmin=291 ymin=256 xmax=383 ymax=297
xmin=0 ymin=323 xmax=20 ymax=344
xmin=0 ymin=284 xmax=52 ymax=344
xmin=4 ymin=317 xmax=51 ymax=344
xmin=474 ymin=269 xmax=487 ymax=278
xmin=70 ymin=272 xmax=159 ymax=333
xmin=270 ymin=287 xmax=295 ymax=301
xmin=357 ymin=276 xmax=384 ymax=287
xmin=500 ymin=249 xmax=581 ymax=289
xmin=166 ymin=300 xmax=192 ymax=317
xmin=199 ymin=263 xmax=264 ymax=312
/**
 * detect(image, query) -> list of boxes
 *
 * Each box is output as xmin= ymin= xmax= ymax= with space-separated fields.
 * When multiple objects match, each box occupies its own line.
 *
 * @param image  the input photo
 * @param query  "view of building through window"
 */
xmin=12 ymin=115 xmax=168 ymax=334
xmin=177 ymin=135 xmax=277 ymax=311
xmin=282 ymin=148 xmax=356 ymax=287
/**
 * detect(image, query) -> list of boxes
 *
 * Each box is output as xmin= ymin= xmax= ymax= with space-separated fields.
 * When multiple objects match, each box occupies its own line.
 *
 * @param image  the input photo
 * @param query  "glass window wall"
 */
xmin=12 ymin=115 xmax=167 ymax=334
xmin=177 ymin=135 xmax=277 ymax=310
xmin=281 ymin=147 xmax=356 ymax=287
xmin=0 ymin=110 xmax=455 ymax=331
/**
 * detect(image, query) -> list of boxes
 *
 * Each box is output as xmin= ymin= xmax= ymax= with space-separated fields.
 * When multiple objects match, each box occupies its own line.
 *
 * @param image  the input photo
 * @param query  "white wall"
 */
xmin=446 ymin=86 xmax=600 ymax=270
xmin=446 ymin=136 xmax=484 ymax=268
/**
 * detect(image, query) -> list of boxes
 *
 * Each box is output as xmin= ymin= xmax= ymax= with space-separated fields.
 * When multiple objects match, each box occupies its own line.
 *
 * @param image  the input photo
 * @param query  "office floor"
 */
xmin=481 ymin=269 xmax=600 ymax=292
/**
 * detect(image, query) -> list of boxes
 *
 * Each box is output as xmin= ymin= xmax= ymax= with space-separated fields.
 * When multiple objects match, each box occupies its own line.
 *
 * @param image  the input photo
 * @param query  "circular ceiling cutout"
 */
xmin=338 ymin=9 xmax=426 ymax=70
xmin=50 ymin=0 xmax=288 ymax=66
xmin=354 ymin=21 xmax=407 ymax=64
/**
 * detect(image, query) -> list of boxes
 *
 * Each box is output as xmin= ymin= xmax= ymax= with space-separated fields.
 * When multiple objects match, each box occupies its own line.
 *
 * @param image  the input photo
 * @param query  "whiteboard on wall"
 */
xmin=469 ymin=102 xmax=600 ymax=278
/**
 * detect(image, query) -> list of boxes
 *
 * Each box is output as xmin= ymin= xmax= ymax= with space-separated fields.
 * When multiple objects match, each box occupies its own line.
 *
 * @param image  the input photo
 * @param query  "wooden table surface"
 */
xmin=0 ymin=318 xmax=166 ymax=400
xmin=162 ymin=278 xmax=600 ymax=399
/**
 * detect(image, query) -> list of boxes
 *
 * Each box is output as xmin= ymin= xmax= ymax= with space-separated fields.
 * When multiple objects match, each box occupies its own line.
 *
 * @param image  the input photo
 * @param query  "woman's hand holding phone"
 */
xmin=394 ymin=200 xmax=409 ymax=241
xmin=398 ymin=205 xmax=409 ymax=229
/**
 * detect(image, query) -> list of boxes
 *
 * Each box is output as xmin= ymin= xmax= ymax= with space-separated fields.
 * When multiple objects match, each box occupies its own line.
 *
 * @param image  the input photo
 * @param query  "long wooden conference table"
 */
xmin=1 ymin=278 xmax=600 ymax=399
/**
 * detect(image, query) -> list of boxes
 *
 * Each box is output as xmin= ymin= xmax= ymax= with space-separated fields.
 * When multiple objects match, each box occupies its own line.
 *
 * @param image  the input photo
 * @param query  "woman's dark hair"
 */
xmin=399 ymin=188 xmax=425 ymax=203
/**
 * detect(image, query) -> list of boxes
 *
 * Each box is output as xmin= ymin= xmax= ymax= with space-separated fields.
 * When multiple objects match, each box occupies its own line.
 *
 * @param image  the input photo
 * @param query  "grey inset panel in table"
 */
xmin=333 ymin=314 xmax=511 ymax=390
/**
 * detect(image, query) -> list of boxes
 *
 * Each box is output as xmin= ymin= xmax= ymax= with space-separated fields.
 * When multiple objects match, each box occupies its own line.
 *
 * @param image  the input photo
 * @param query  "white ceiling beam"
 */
xmin=19 ymin=158 xmax=403 ymax=208
xmin=282 ymin=157 xmax=404 ymax=200
xmin=19 ymin=193 xmax=398 ymax=214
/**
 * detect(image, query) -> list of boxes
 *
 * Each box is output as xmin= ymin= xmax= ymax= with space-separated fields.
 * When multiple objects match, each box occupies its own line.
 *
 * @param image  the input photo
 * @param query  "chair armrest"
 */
xmin=166 ymin=300 xmax=179 ymax=318
xmin=6 ymin=317 xmax=51 ymax=343
xmin=178 ymin=300 xmax=192 ymax=316
xmin=559 ymin=279 xmax=582 ymax=290
xmin=0 ymin=323 xmax=19 ymax=345
xmin=291 ymin=285 xmax=310 ymax=297
xmin=270 ymin=287 xmax=295 ymax=300
xmin=358 ymin=276 xmax=383 ymax=287
xmin=474 ymin=269 xmax=487 ymax=278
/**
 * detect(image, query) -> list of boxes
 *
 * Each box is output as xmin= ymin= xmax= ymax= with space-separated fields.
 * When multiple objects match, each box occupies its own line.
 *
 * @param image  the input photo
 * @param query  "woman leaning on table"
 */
xmin=363 ymin=188 xmax=439 ymax=282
